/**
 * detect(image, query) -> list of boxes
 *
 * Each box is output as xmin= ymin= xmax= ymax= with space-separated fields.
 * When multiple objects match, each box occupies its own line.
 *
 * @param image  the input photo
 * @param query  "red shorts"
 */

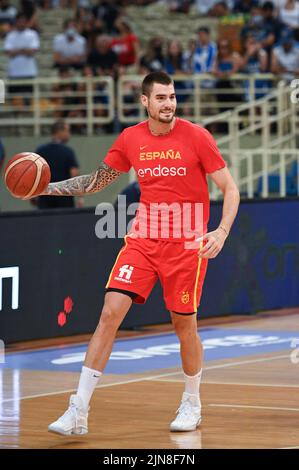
xmin=105 ymin=235 xmax=208 ymax=314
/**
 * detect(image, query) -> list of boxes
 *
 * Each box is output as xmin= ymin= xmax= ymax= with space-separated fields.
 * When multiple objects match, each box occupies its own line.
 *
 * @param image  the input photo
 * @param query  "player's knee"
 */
xmin=99 ymin=305 xmax=120 ymax=330
xmin=172 ymin=316 xmax=197 ymax=340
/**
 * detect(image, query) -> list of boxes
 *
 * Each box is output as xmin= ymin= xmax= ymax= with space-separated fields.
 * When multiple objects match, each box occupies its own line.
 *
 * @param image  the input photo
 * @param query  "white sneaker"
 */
xmin=170 ymin=392 xmax=202 ymax=432
xmin=48 ymin=394 xmax=88 ymax=436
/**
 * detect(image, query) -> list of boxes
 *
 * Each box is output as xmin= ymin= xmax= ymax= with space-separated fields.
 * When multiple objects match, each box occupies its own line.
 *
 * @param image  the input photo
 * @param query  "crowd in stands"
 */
xmin=1 ymin=0 xmax=299 ymax=132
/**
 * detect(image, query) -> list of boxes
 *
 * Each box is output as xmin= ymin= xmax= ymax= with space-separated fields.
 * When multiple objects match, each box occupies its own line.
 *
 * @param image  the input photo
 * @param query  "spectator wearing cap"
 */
xmin=271 ymin=28 xmax=299 ymax=80
xmin=53 ymin=19 xmax=86 ymax=71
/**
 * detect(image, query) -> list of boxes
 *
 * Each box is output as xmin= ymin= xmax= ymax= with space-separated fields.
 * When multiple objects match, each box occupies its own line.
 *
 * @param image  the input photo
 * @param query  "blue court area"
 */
xmin=2 ymin=328 xmax=298 ymax=374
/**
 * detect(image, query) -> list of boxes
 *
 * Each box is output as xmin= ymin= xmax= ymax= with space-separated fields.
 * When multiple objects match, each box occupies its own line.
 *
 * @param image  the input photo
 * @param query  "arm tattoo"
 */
xmin=42 ymin=162 xmax=121 ymax=196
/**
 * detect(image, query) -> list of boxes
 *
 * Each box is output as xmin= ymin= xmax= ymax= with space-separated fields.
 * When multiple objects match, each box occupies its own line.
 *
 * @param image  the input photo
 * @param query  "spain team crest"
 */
xmin=181 ymin=291 xmax=190 ymax=304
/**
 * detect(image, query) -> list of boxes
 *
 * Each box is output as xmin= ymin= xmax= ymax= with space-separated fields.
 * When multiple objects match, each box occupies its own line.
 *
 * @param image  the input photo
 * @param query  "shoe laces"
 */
xmin=176 ymin=398 xmax=196 ymax=421
xmin=60 ymin=401 xmax=80 ymax=427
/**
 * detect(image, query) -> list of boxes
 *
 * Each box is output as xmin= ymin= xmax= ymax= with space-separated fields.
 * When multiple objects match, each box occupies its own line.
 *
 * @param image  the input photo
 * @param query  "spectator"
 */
xmin=3 ymin=13 xmax=39 ymax=101
xmin=20 ymin=0 xmax=40 ymax=33
xmin=241 ymin=34 xmax=268 ymax=73
xmin=164 ymin=39 xmax=184 ymax=74
xmin=164 ymin=39 xmax=189 ymax=104
xmin=241 ymin=2 xmax=284 ymax=67
xmin=53 ymin=19 xmax=86 ymax=71
xmin=233 ymin=0 xmax=260 ymax=14
xmin=193 ymin=27 xmax=217 ymax=73
xmin=51 ymin=67 xmax=87 ymax=134
xmin=114 ymin=181 xmax=140 ymax=209
xmin=192 ymin=27 xmax=218 ymax=115
xmin=195 ymin=0 xmax=233 ymax=15
xmin=213 ymin=38 xmax=242 ymax=77
xmin=139 ymin=37 xmax=165 ymax=73
xmin=210 ymin=1 xmax=231 ymax=17
xmin=111 ymin=18 xmax=139 ymax=70
xmin=87 ymin=34 xmax=118 ymax=77
xmin=260 ymin=1 xmax=285 ymax=61
xmin=240 ymin=34 xmax=269 ymax=99
xmin=182 ymin=38 xmax=197 ymax=73
xmin=35 ymin=120 xmax=82 ymax=209
xmin=76 ymin=5 xmax=102 ymax=50
xmin=0 ymin=138 xmax=5 ymax=172
xmin=0 ymin=0 xmax=17 ymax=36
xmin=279 ymin=0 xmax=299 ymax=29
xmin=212 ymin=38 xmax=242 ymax=116
xmin=168 ymin=1 xmax=192 ymax=13
xmin=92 ymin=0 xmax=121 ymax=35
xmin=271 ymin=28 xmax=299 ymax=80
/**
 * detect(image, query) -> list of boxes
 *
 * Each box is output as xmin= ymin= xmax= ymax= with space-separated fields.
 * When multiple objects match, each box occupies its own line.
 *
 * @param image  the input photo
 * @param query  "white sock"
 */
xmin=184 ymin=369 xmax=202 ymax=397
xmin=76 ymin=366 xmax=102 ymax=410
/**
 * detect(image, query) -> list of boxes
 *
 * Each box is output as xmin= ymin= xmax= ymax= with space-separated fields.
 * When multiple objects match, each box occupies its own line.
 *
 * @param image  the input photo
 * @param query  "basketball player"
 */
xmin=42 ymin=72 xmax=240 ymax=434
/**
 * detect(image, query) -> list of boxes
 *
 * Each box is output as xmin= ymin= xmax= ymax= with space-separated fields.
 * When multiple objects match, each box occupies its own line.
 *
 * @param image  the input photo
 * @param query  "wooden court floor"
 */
xmin=1 ymin=310 xmax=299 ymax=449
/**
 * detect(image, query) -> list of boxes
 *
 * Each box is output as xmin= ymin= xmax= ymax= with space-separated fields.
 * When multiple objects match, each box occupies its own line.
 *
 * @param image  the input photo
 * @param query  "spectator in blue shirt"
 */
xmin=193 ymin=27 xmax=217 ymax=74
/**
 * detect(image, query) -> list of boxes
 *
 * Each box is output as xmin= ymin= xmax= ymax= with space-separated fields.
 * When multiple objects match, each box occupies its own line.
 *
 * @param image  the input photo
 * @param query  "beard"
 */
xmin=158 ymin=113 xmax=174 ymax=123
xmin=148 ymin=106 xmax=175 ymax=123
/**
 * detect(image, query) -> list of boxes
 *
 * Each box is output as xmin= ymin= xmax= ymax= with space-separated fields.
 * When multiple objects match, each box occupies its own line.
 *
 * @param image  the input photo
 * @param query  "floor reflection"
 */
xmin=169 ymin=430 xmax=202 ymax=449
xmin=0 ymin=369 xmax=20 ymax=448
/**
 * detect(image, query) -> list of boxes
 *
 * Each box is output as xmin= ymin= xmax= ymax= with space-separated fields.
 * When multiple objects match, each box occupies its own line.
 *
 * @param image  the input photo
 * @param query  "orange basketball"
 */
xmin=4 ymin=152 xmax=51 ymax=199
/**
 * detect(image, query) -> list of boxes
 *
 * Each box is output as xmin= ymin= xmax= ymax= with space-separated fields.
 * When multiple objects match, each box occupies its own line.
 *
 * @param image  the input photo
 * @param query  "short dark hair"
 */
xmin=141 ymin=72 xmax=173 ymax=97
xmin=262 ymin=1 xmax=274 ymax=11
xmin=63 ymin=18 xmax=75 ymax=29
xmin=15 ymin=12 xmax=26 ymax=21
xmin=51 ymin=119 xmax=68 ymax=135
xmin=197 ymin=26 xmax=210 ymax=35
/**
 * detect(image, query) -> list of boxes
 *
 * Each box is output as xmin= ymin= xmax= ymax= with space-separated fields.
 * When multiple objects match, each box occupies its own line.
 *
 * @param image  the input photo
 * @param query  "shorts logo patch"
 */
xmin=114 ymin=264 xmax=134 ymax=283
xmin=181 ymin=291 xmax=190 ymax=304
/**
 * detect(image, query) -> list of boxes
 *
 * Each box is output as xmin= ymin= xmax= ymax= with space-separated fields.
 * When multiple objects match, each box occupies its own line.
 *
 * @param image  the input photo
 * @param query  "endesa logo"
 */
xmin=138 ymin=165 xmax=187 ymax=177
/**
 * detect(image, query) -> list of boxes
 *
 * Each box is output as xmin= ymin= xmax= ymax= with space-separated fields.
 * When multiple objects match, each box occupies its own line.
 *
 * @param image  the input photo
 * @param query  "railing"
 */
xmin=203 ymin=83 xmax=298 ymax=199
xmin=0 ymin=76 xmax=115 ymax=136
xmin=118 ymin=73 xmax=279 ymax=124
xmin=0 ymin=73 xmax=282 ymax=136
xmin=1 ymin=74 xmax=297 ymax=199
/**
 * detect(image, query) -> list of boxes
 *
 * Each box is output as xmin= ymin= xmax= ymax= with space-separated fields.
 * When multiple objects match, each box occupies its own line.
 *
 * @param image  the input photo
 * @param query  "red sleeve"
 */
xmin=103 ymin=131 xmax=131 ymax=173
xmin=197 ymin=127 xmax=226 ymax=174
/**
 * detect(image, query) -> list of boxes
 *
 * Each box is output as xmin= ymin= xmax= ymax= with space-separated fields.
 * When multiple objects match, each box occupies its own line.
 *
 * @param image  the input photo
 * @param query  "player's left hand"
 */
xmin=197 ymin=228 xmax=228 ymax=259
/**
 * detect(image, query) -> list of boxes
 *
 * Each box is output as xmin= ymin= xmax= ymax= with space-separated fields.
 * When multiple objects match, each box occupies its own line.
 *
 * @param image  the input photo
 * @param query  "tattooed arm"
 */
xmin=39 ymin=162 xmax=121 ymax=197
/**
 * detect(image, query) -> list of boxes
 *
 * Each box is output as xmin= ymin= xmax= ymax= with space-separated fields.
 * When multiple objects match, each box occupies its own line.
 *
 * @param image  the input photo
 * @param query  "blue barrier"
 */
xmin=0 ymin=198 xmax=298 ymax=343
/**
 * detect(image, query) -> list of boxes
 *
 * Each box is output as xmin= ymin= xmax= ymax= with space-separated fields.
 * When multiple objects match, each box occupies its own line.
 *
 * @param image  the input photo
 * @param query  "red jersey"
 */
xmin=111 ymin=33 xmax=138 ymax=66
xmin=104 ymin=118 xmax=226 ymax=241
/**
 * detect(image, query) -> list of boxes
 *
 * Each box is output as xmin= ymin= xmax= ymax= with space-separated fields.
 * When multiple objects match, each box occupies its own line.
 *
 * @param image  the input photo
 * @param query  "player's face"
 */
xmin=142 ymin=83 xmax=177 ymax=124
